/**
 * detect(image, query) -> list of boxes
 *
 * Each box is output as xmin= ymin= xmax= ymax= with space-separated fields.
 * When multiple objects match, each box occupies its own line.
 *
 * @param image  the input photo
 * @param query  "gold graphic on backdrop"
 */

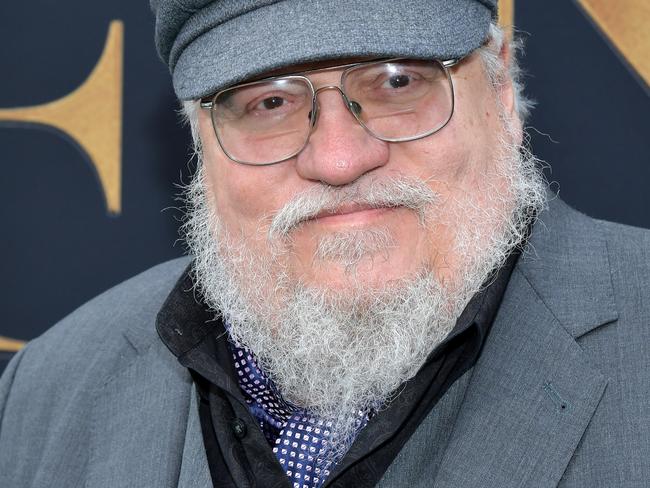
xmin=0 ymin=335 xmax=25 ymax=353
xmin=578 ymin=0 xmax=650 ymax=87
xmin=0 ymin=21 xmax=124 ymax=214
xmin=499 ymin=0 xmax=515 ymax=32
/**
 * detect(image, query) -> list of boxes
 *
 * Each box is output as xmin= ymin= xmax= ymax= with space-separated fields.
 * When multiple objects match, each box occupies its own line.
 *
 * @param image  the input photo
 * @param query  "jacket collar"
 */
xmin=433 ymin=197 xmax=614 ymax=486
xmin=517 ymin=196 xmax=618 ymax=337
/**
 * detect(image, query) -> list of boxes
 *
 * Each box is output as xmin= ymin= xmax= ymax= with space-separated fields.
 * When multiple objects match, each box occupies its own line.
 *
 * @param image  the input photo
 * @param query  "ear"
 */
xmin=497 ymin=38 xmax=517 ymax=119
xmin=495 ymin=36 xmax=524 ymax=144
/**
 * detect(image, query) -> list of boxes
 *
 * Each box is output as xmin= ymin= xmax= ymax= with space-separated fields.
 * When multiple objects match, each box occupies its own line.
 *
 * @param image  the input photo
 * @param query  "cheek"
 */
xmin=202 ymin=142 xmax=294 ymax=235
xmin=199 ymin=113 xmax=261 ymax=228
xmin=385 ymin=90 xmax=506 ymax=239
xmin=214 ymin=165 xmax=264 ymax=219
xmin=389 ymin=123 xmax=476 ymax=197
xmin=433 ymin=107 xmax=502 ymax=188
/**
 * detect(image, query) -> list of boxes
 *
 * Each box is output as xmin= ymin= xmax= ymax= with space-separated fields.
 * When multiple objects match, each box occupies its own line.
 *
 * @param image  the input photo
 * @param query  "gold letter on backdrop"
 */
xmin=499 ymin=0 xmax=515 ymax=32
xmin=0 ymin=336 xmax=25 ymax=354
xmin=500 ymin=0 xmax=648 ymax=88
xmin=577 ymin=0 xmax=650 ymax=87
xmin=0 ymin=20 xmax=124 ymax=215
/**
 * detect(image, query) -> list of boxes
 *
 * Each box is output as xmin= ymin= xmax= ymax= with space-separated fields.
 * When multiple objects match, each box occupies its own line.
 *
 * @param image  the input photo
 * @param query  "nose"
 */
xmin=295 ymin=87 xmax=390 ymax=186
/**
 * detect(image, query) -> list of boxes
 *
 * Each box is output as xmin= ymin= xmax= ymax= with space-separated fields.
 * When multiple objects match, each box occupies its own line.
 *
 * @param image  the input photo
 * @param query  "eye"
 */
xmin=260 ymin=96 xmax=286 ymax=110
xmin=386 ymin=74 xmax=411 ymax=89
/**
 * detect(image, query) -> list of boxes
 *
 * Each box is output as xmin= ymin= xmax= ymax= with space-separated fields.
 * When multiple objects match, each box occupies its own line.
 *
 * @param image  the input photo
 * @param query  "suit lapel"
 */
xmin=87 ymin=339 xmax=196 ymax=488
xmin=434 ymin=270 xmax=608 ymax=487
xmin=434 ymin=199 xmax=616 ymax=487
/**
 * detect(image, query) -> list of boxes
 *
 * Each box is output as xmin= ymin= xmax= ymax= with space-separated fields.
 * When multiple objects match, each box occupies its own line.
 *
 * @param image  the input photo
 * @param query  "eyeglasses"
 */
xmin=200 ymin=58 xmax=459 ymax=166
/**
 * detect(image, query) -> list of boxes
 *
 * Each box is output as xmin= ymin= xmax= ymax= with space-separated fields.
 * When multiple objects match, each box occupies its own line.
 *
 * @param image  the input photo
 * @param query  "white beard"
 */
xmin=182 ymin=123 xmax=547 ymax=459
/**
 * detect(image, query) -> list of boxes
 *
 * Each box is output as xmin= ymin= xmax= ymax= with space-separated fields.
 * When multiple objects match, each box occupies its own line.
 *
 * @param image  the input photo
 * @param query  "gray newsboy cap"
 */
xmin=151 ymin=0 xmax=498 ymax=100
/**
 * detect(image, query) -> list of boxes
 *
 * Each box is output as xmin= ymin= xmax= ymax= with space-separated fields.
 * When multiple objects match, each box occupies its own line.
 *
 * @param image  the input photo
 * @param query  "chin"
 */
xmin=298 ymin=251 xmax=429 ymax=294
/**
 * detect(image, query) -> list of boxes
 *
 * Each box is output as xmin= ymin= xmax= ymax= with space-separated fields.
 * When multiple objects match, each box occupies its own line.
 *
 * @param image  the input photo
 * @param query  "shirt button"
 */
xmin=232 ymin=418 xmax=247 ymax=439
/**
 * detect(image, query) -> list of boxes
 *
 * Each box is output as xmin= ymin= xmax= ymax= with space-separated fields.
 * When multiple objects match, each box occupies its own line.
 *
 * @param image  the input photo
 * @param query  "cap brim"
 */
xmin=172 ymin=0 xmax=492 ymax=100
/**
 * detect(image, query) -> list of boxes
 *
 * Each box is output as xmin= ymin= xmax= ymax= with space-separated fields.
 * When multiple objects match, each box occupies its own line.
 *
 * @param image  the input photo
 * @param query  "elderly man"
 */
xmin=1 ymin=1 xmax=649 ymax=487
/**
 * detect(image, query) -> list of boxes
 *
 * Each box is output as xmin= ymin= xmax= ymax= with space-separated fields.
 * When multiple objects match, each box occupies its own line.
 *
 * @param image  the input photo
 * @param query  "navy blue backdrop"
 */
xmin=1 ymin=2 xmax=648 ymax=372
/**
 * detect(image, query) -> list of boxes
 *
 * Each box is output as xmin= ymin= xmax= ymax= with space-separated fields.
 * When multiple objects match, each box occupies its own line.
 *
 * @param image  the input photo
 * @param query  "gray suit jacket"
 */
xmin=1 ymin=198 xmax=649 ymax=487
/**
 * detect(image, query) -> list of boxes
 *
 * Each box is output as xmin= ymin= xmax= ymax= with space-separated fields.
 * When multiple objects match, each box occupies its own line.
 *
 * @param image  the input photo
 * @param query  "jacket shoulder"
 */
xmin=0 ymin=257 xmax=192 ymax=485
xmin=538 ymin=196 xmax=650 ymax=251
xmin=39 ymin=256 xmax=190 ymax=350
xmin=520 ymin=197 xmax=650 ymax=336
xmin=597 ymin=217 xmax=650 ymax=271
xmin=5 ymin=257 xmax=190 ymax=388
xmin=565 ymin=199 xmax=650 ymax=287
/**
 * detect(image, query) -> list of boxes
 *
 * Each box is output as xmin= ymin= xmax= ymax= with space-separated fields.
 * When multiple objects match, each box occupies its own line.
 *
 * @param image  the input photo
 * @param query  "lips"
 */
xmin=313 ymin=203 xmax=381 ymax=219
xmin=310 ymin=204 xmax=393 ymax=225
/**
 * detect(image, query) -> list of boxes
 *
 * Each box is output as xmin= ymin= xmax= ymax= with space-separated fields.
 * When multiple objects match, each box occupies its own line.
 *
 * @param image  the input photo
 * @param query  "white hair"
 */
xmin=478 ymin=23 xmax=534 ymax=124
xmin=179 ymin=98 xmax=201 ymax=154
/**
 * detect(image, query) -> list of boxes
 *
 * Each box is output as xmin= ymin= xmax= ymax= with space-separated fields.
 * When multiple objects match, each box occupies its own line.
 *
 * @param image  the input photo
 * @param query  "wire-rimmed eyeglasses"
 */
xmin=200 ymin=57 xmax=459 ymax=166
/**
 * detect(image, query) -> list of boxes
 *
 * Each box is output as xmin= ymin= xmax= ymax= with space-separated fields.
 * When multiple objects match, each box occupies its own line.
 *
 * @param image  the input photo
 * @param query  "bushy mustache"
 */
xmin=268 ymin=175 xmax=439 ymax=240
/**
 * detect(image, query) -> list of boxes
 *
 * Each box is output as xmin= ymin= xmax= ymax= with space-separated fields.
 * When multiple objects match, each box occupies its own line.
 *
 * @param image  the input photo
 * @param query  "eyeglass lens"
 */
xmin=211 ymin=59 xmax=453 ymax=165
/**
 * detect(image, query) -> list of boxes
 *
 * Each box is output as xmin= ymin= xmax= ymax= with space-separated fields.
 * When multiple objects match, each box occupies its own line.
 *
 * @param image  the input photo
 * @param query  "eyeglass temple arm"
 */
xmin=441 ymin=58 xmax=460 ymax=68
xmin=199 ymin=58 xmax=460 ymax=110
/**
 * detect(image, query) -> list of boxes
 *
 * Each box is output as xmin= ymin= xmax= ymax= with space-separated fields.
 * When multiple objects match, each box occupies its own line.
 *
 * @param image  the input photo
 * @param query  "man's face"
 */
xmin=197 ymin=50 xmax=519 ymax=293
xmin=186 ymin=42 xmax=544 ymax=447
